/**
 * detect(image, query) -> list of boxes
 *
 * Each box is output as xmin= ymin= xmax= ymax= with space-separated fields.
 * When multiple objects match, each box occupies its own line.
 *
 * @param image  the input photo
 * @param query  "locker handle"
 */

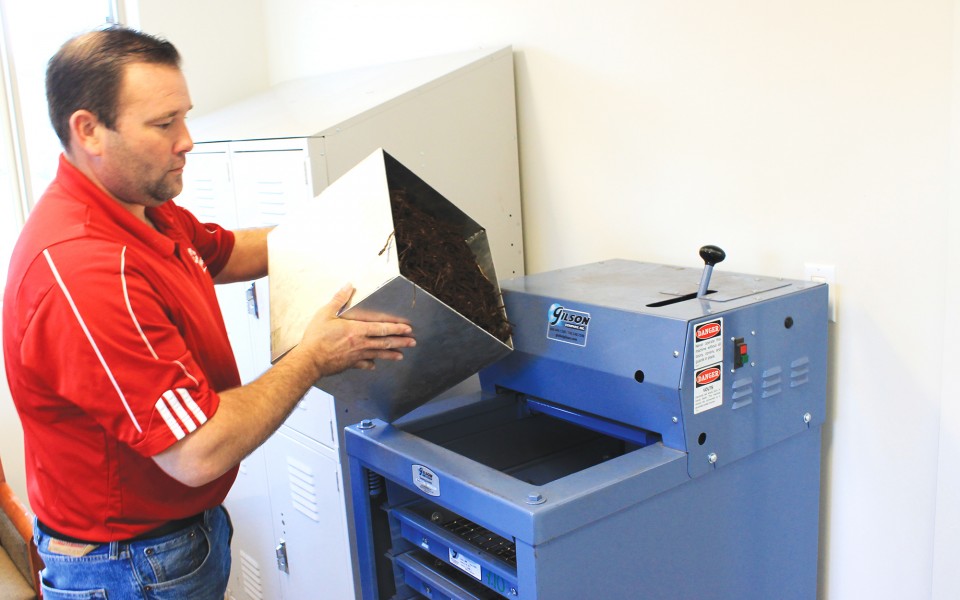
xmin=275 ymin=539 xmax=289 ymax=573
xmin=246 ymin=282 xmax=259 ymax=319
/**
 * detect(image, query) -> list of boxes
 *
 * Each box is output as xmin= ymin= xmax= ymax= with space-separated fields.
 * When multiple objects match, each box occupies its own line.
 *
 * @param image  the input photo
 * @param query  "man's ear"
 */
xmin=68 ymin=110 xmax=105 ymax=156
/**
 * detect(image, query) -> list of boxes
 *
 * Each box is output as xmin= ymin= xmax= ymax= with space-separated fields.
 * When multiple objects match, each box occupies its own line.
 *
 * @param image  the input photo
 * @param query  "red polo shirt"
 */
xmin=3 ymin=155 xmax=240 ymax=541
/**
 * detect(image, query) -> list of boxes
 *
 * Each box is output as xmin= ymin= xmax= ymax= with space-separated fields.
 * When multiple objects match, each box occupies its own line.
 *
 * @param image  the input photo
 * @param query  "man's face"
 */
xmin=95 ymin=62 xmax=193 ymax=208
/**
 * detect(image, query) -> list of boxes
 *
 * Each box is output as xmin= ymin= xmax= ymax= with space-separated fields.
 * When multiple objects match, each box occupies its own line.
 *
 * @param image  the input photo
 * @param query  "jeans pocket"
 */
xmin=142 ymin=524 xmax=211 ymax=584
xmin=40 ymin=578 xmax=108 ymax=599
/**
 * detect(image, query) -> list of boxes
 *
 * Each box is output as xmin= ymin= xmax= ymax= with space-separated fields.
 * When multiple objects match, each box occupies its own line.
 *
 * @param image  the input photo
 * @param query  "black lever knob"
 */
xmin=699 ymin=245 xmax=726 ymax=267
xmin=696 ymin=245 xmax=726 ymax=298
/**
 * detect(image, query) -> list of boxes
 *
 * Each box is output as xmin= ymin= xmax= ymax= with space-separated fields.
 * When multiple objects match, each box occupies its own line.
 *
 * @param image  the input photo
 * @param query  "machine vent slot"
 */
xmin=761 ymin=386 xmax=782 ymax=399
xmin=286 ymin=456 xmax=320 ymax=521
xmin=761 ymin=366 xmax=783 ymax=399
xmin=238 ymin=549 xmax=265 ymax=600
xmin=790 ymin=357 xmax=811 ymax=388
xmin=443 ymin=518 xmax=517 ymax=567
xmin=731 ymin=377 xmax=753 ymax=409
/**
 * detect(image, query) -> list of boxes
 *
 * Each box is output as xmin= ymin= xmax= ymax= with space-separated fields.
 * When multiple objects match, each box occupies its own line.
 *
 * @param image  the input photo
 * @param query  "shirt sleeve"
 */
xmin=17 ymin=240 xmax=227 ymax=457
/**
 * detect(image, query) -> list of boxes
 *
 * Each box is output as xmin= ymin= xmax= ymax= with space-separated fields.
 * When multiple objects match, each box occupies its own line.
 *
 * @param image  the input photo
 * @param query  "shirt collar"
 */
xmin=56 ymin=154 xmax=177 ymax=257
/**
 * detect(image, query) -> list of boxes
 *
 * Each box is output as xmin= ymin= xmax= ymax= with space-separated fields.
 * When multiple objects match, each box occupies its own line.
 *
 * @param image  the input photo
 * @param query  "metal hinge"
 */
xmin=275 ymin=540 xmax=289 ymax=574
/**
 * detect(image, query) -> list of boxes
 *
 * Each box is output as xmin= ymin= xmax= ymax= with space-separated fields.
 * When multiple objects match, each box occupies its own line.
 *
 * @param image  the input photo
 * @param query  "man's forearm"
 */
xmin=152 ymin=345 xmax=320 ymax=487
xmin=214 ymin=226 xmax=273 ymax=284
xmin=152 ymin=284 xmax=415 ymax=487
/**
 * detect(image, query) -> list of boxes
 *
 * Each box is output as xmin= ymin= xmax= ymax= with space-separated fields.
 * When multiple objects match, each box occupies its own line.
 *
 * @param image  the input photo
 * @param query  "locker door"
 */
xmin=231 ymin=148 xmax=315 ymax=378
xmin=231 ymin=148 xmax=313 ymax=228
xmin=266 ymin=429 xmax=356 ymax=600
xmin=179 ymin=146 xmax=238 ymax=228
xmin=224 ymin=447 xmax=282 ymax=600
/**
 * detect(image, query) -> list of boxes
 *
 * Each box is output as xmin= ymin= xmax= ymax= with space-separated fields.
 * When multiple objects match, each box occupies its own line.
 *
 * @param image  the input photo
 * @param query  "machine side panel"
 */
xmin=682 ymin=284 xmax=828 ymax=478
xmin=528 ymin=428 xmax=822 ymax=600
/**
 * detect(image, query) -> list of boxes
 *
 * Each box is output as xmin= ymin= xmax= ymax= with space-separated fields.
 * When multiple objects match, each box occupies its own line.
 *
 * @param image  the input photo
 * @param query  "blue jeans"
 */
xmin=35 ymin=506 xmax=233 ymax=599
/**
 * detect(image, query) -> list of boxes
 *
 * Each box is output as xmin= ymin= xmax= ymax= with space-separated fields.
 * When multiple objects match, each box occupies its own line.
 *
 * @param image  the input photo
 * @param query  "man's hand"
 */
xmin=299 ymin=284 xmax=416 ymax=377
xmin=152 ymin=284 xmax=415 ymax=488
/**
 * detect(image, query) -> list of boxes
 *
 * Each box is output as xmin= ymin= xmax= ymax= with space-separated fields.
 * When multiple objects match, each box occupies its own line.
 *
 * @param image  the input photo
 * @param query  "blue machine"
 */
xmin=346 ymin=253 xmax=828 ymax=600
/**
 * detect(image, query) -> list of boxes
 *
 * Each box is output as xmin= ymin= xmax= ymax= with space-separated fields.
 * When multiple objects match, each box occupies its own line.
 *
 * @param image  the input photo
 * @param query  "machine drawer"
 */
xmin=391 ymin=504 xmax=519 ymax=598
xmin=395 ymin=550 xmax=502 ymax=600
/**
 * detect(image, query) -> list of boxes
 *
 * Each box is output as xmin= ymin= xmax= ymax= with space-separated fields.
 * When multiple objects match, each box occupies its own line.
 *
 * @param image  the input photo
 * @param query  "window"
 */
xmin=0 ymin=0 xmax=115 ymax=284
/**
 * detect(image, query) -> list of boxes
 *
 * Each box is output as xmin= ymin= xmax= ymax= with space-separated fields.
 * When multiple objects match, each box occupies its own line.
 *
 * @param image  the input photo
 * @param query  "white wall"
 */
xmin=123 ymin=0 xmax=269 ymax=116
xmin=256 ymin=1 xmax=955 ymax=598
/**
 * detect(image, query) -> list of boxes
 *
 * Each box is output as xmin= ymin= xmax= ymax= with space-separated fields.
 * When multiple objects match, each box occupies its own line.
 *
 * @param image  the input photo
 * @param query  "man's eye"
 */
xmin=156 ymin=122 xmax=172 ymax=129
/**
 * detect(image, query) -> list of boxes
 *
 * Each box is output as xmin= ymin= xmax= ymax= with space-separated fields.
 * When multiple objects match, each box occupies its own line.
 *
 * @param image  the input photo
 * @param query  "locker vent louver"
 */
xmin=286 ymin=456 xmax=320 ymax=522
xmin=186 ymin=179 xmax=220 ymax=222
xmin=238 ymin=549 xmax=264 ymax=600
xmin=760 ymin=366 xmax=783 ymax=399
xmin=731 ymin=376 xmax=754 ymax=409
xmin=790 ymin=357 xmax=811 ymax=388
xmin=254 ymin=181 xmax=291 ymax=226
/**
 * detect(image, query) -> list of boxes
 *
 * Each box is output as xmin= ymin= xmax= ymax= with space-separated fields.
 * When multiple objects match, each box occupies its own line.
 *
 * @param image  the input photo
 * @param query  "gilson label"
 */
xmin=546 ymin=303 xmax=591 ymax=347
xmin=412 ymin=464 xmax=440 ymax=497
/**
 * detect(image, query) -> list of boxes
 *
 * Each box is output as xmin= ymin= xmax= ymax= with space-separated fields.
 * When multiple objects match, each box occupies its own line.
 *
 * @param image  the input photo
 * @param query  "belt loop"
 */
xmin=203 ymin=507 xmax=213 ymax=531
xmin=109 ymin=541 xmax=120 ymax=559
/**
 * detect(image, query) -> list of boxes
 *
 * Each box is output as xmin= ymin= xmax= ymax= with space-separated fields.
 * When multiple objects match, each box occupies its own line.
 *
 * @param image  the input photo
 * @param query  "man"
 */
xmin=2 ymin=26 xmax=415 ymax=598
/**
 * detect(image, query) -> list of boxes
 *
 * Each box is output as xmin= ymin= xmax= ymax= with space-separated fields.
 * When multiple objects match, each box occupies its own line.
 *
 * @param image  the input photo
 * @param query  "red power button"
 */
xmin=734 ymin=337 xmax=749 ymax=368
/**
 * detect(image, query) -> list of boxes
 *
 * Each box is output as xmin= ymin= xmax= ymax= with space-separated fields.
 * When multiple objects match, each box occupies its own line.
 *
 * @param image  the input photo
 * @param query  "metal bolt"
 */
xmin=707 ymin=452 xmax=718 ymax=464
xmin=803 ymin=412 xmax=812 ymax=424
xmin=673 ymin=351 xmax=680 ymax=358
xmin=672 ymin=416 xmax=679 ymax=424
xmin=358 ymin=419 xmax=375 ymax=430
xmin=526 ymin=492 xmax=545 ymax=505
xmin=510 ymin=589 xmax=518 ymax=596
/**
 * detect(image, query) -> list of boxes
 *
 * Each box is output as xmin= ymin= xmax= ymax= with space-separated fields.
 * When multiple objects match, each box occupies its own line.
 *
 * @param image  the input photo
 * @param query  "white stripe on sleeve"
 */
xmin=177 ymin=388 xmax=208 ymax=425
xmin=162 ymin=390 xmax=197 ymax=433
xmin=155 ymin=397 xmax=186 ymax=440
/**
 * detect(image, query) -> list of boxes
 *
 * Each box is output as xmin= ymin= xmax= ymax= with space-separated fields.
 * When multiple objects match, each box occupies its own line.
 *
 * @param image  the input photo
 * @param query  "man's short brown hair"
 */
xmin=46 ymin=25 xmax=181 ymax=148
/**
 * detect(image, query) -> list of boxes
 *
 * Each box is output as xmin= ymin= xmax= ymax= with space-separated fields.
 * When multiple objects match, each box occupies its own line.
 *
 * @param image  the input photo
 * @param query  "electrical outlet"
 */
xmin=804 ymin=263 xmax=837 ymax=323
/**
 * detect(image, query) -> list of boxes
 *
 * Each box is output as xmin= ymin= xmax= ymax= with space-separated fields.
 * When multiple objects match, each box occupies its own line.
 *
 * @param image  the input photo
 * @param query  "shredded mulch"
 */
xmin=388 ymin=188 xmax=512 ymax=343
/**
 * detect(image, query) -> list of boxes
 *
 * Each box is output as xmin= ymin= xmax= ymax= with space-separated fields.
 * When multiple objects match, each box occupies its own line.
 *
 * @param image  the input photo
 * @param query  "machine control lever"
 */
xmin=696 ymin=245 xmax=726 ymax=298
